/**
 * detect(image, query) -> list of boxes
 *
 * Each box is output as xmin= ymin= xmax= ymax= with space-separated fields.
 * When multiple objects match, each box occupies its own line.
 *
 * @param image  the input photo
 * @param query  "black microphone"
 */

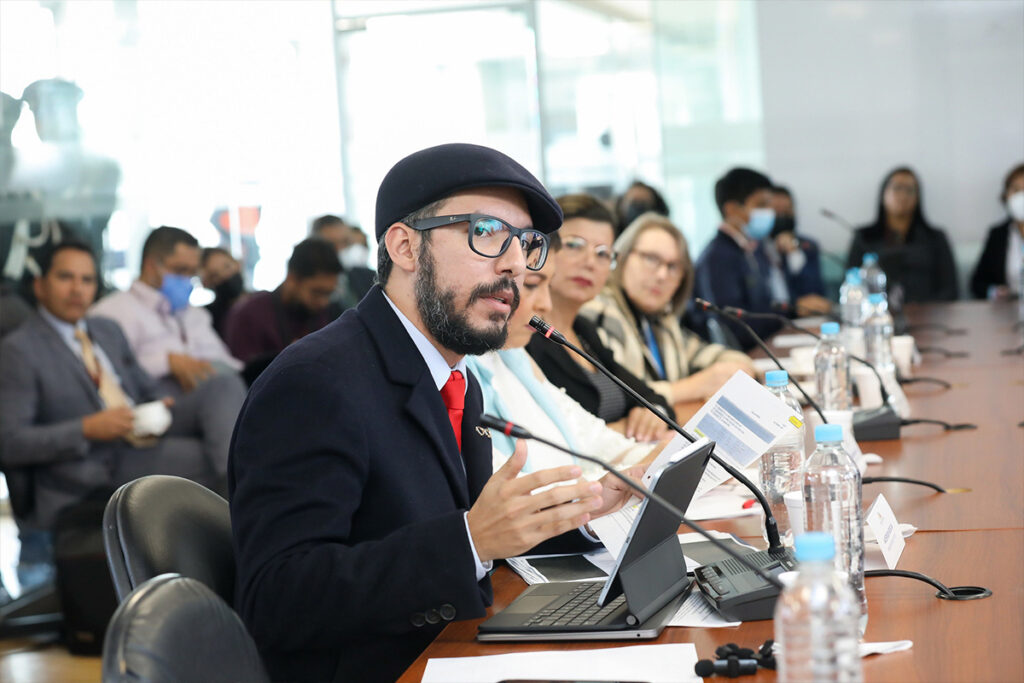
xmin=697 ymin=300 xmax=903 ymax=442
xmin=695 ymin=657 xmax=759 ymax=678
xmin=820 ymin=207 xmax=856 ymax=232
xmin=527 ymin=316 xmax=785 ymax=556
xmin=478 ymin=413 xmax=784 ymax=591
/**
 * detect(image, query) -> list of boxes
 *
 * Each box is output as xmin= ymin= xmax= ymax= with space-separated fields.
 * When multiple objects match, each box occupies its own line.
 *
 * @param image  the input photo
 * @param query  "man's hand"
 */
xmin=611 ymin=406 xmax=671 ymax=442
xmin=82 ymin=407 xmax=134 ymax=441
xmin=467 ymin=440 xmax=604 ymax=562
xmin=168 ymin=353 xmax=213 ymax=391
xmin=591 ymin=465 xmax=645 ymax=519
xmin=774 ymin=232 xmax=799 ymax=254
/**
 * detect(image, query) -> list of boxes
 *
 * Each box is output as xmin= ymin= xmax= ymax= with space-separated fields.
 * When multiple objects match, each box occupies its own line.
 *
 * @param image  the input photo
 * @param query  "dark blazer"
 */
xmin=778 ymin=236 xmax=825 ymax=300
xmin=845 ymin=221 xmax=958 ymax=302
xmin=970 ymin=220 xmax=1014 ymax=299
xmin=691 ymin=231 xmax=784 ymax=350
xmin=228 ymin=286 xmax=494 ymax=683
xmin=525 ymin=316 xmax=675 ymax=422
xmin=0 ymin=313 xmax=159 ymax=529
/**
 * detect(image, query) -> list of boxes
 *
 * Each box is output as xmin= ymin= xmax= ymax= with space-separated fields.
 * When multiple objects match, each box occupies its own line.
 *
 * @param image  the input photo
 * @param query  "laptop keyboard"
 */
xmin=522 ymin=582 xmax=626 ymax=628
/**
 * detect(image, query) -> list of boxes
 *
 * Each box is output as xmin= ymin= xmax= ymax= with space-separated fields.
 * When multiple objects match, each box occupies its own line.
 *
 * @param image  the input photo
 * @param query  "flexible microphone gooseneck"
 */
xmin=478 ymin=413 xmax=784 ymax=591
xmin=693 ymin=300 xmax=828 ymax=424
xmin=720 ymin=307 xmax=977 ymax=434
xmin=528 ymin=316 xmax=785 ymax=556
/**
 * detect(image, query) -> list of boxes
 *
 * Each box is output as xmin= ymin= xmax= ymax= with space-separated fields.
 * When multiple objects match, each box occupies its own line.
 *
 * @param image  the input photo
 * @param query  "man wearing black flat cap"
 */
xmin=229 ymin=143 xmax=636 ymax=682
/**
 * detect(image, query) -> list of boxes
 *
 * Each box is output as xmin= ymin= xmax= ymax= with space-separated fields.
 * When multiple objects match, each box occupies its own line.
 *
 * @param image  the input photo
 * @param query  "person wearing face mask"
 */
xmin=466 ymin=232 xmax=662 ymax=481
xmin=310 ymin=214 xmax=377 ymax=310
xmin=970 ymin=163 xmax=1024 ymax=300
xmin=199 ymin=247 xmax=247 ymax=338
xmin=761 ymin=185 xmax=830 ymax=315
xmin=614 ymin=180 xmax=670 ymax=236
xmin=526 ymin=194 xmax=675 ymax=443
xmin=846 ymin=166 xmax=957 ymax=302
xmin=91 ymin=226 xmax=242 ymax=393
xmin=225 ymin=238 xmax=342 ymax=384
xmin=581 ymin=212 xmax=755 ymax=406
xmin=692 ymin=167 xmax=786 ymax=350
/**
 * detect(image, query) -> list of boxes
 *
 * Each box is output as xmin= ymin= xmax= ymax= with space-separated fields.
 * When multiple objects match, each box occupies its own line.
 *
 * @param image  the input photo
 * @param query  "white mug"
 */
xmin=784 ymin=491 xmax=805 ymax=539
xmin=891 ymin=335 xmax=916 ymax=378
xmin=789 ymin=346 xmax=817 ymax=377
xmin=851 ymin=365 xmax=883 ymax=409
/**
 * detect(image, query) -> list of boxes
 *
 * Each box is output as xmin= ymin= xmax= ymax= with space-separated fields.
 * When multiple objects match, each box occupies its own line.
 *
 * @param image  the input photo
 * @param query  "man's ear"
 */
xmin=384 ymin=223 xmax=421 ymax=276
xmin=32 ymin=275 xmax=45 ymax=302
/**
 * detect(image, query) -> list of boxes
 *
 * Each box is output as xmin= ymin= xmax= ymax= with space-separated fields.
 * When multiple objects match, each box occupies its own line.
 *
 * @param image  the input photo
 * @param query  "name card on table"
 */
xmin=865 ymin=493 xmax=905 ymax=569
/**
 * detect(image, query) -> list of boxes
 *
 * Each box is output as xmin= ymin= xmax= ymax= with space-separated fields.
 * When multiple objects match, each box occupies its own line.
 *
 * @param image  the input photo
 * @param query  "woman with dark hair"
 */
xmin=526 ymin=194 xmax=675 ymax=443
xmin=970 ymin=163 xmax=1024 ymax=299
xmin=614 ymin=180 xmax=670 ymax=235
xmin=846 ymin=167 xmax=958 ymax=302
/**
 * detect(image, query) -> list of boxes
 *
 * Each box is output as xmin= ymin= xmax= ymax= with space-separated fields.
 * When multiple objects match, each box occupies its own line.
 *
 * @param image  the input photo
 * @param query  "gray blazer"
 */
xmin=0 ymin=312 xmax=159 ymax=528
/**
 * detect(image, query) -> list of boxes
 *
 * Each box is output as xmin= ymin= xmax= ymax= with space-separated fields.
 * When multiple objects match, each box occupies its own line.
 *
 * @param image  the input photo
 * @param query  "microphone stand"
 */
xmin=478 ymin=414 xmax=784 ymax=590
xmin=528 ymin=316 xmax=786 ymax=557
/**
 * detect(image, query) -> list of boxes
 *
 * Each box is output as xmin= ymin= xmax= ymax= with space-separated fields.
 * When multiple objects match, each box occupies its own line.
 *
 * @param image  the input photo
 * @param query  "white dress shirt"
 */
xmin=90 ymin=281 xmax=241 ymax=379
xmin=382 ymin=293 xmax=492 ymax=581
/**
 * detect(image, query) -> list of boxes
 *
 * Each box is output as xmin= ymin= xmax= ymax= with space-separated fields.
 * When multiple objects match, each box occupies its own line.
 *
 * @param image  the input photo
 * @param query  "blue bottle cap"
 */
xmin=868 ymin=293 xmax=885 ymax=304
xmin=814 ymin=423 xmax=843 ymax=442
xmin=765 ymin=370 xmax=789 ymax=387
xmin=821 ymin=322 xmax=840 ymax=336
xmin=845 ymin=268 xmax=862 ymax=284
xmin=794 ymin=532 xmax=836 ymax=563
xmin=863 ymin=252 xmax=878 ymax=265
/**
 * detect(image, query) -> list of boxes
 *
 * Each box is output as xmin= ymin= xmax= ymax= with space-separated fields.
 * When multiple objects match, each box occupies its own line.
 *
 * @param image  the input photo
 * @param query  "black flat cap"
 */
xmin=374 ymin=143 xmax=562 ymax=240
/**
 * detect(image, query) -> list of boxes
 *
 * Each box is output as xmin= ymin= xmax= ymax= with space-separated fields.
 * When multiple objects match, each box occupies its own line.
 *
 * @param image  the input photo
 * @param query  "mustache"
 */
xmin=468 ymin=277 xmax=520 ymax=314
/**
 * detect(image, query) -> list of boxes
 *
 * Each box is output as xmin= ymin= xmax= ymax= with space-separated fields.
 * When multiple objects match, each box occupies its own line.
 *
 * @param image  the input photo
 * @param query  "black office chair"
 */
xmin=103 ymin=475 xmax=235 ymax=604
xmin=102 ymin=573 xmax=269 ymax=683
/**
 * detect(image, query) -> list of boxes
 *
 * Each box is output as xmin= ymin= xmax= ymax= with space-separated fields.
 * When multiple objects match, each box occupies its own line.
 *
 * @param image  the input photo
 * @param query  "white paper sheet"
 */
xmin=422 ymin=643 xmax=701 ymax=683
xmin=668 ymin=589 xmax=741 ymax=628
xmin=686 ymin=371 xmax=803 ymax=499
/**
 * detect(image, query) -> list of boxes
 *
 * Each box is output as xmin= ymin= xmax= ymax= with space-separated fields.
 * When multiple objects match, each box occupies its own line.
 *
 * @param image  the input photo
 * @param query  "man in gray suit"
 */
xmin=0 ymin=240 xmax=246 ymax=588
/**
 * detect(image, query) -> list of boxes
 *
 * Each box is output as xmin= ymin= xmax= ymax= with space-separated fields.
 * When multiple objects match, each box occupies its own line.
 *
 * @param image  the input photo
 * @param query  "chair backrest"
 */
xmin=103 ymin=475 xmax=235 ymax=604
xmin=102 ymin=573 xmax=269 ymax=683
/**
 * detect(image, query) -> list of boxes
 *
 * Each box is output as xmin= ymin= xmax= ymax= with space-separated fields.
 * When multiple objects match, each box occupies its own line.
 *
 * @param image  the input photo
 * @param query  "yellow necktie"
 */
xmin=74 ymin=328 xmax=156 ymax=447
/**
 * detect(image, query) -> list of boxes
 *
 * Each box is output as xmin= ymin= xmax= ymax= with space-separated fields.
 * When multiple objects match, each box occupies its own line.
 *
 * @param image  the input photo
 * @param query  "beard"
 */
xmin=414 ymin=244 xmax=520 ymax=356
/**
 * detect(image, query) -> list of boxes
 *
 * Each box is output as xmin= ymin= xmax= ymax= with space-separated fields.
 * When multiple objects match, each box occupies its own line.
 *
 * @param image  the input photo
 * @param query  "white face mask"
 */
xmin=339 ymin=244 xmax=369 ymax=269
xmin=1007 ymin=190 xmax=1024 ymax=222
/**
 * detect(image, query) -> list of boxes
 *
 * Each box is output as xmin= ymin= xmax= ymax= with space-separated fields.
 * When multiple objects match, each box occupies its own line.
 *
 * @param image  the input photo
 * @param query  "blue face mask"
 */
xmin=745 ymin=208 xmax=776 ymax=240
xmin=160 ymin=273 xmax=194 ymax=313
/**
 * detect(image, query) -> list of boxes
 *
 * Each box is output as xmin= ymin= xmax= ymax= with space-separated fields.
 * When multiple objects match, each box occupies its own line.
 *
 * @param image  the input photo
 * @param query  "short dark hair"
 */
xmin=1002 ymin=163 xmax=1024 ymax=201
xmin=772 ymin=185 xmax=792 ymax=198
xmin=287 ymin=238 xmax=344 ymax=280
xmin=141 ymin=226 xmax=199 ymax=265
xmin=714 ymin=168 xmax=773 ymax=214
xmin=556 ymin=193 xmax=616 ymax=227
xmin=310 ymin=214 xmax=346 ymax=235
xmin=200 ymin=246 xmax=232 ymax=267
xmin=37 ymin=239 xmax=97 ymax=277
xmin=375 ymin=197 xmax=447 ymax=287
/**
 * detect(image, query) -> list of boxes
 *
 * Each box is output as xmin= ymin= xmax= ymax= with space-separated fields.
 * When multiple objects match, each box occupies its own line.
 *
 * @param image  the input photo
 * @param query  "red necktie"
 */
xmin=440 ymin=370 xmax=465 ymax=452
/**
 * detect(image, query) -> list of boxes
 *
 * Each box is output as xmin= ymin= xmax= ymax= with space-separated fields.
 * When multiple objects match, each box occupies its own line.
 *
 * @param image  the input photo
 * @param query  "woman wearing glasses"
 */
xmin=846 ymin=167 xmax=958 ymax=302
xmin=580 ymin=213 xmax=753 ymax=406
xmin=526 ymin=194 xmax=675 ymax=442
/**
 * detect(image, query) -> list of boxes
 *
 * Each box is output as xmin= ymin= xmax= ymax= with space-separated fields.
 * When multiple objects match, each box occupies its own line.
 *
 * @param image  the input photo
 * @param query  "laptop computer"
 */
xmin=477 ymin=438 xmax=713 ymax=641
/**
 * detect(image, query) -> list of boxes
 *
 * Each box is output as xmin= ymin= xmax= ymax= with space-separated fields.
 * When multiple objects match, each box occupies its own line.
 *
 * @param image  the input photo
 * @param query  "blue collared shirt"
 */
xmin=38 ymin=307 xmax=127 ymax=393
xmin=382 ymin=293 xmax=491 ymax=580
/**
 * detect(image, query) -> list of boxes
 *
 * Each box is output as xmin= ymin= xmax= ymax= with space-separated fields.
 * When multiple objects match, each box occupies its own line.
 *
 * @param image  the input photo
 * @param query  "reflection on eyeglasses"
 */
xmin=631 ymin=250 xmax=683 ymax=277
xmin=561 ymin=235 xmax=617 ymax=269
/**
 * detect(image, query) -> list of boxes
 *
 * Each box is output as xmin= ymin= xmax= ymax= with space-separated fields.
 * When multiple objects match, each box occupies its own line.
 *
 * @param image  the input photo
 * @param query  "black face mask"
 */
xmin=213 ymin=272 xmax=244 ymax=301
xmin=770 ymin=214 xmax=796 ymax=238
xmin=283 ymin=298 xmax=317 ymax=319
xmin=620 ymin=201 xmax=657 ymax=231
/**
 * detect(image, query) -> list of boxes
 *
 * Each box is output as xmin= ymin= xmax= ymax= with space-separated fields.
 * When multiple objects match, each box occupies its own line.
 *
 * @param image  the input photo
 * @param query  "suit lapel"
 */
xmin=357 ymin=287 xmax=471 ymax=508
xmin=29 ymin=315 xmax=103 ymax=411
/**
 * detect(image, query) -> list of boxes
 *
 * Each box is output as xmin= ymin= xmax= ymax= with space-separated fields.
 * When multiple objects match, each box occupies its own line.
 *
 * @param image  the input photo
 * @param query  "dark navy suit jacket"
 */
xmin=229 ymin=286 xmax=494 ymax=682
xmin=692 ymin=231 xmax=784 ymax=350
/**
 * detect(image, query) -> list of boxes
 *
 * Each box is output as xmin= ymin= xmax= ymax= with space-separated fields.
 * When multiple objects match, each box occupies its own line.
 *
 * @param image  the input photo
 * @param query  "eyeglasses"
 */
xmin=561 ymin=235 xmax=617 ymax=269
xmin=631 ymin=250 xmax=683 ymax=278
xmin=407 ymin=213 xmax=550 ymax=271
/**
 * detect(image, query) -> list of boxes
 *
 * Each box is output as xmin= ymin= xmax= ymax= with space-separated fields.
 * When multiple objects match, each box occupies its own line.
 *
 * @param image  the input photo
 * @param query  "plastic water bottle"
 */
xmin=802 ymin=424 xmax=867 ymax=635
xmin=774 ymin=532 xmax=863 ymax=683
xmin=814 ymin=322 xmax=850 ymax=411
xmin=839 ymin=269 xmax=868 ymax=328
xmin=860 ymin=253 xmax=886 ymax=295
xmin=759 ymin=370 xmax=805 ymax=546
xmin=862 ymin=294 xmax=909 ymax=415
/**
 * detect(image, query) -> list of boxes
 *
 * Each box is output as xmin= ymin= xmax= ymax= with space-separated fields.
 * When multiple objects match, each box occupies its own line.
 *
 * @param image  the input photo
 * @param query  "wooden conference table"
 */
xmin=399 ymin=301 xmax=1024 ymax=683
